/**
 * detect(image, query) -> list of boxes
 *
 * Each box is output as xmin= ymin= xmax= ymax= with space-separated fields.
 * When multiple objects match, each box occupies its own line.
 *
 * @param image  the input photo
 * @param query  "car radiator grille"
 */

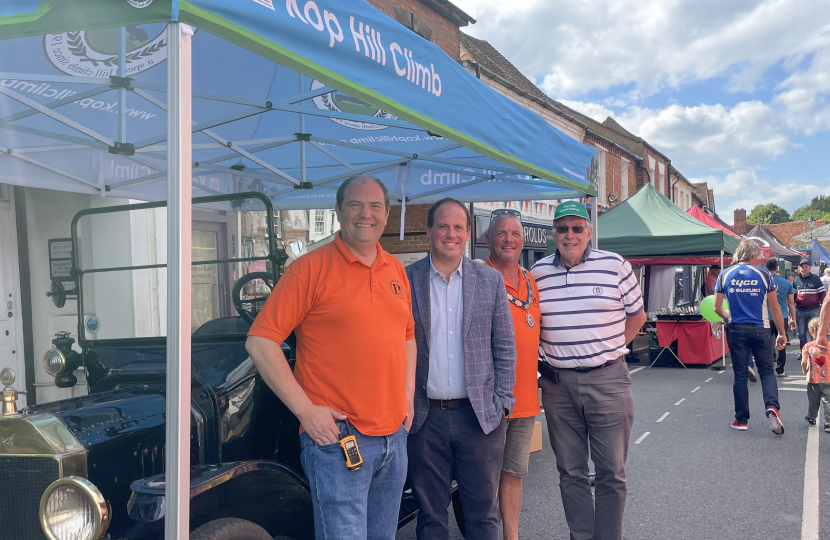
xmin=0 ymin=456 xmax=60 ymax=540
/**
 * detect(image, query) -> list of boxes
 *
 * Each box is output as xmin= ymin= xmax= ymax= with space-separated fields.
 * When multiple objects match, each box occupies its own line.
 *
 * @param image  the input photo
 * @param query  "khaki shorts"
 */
xmin=501 ymin=416 xmax=536 ymax=477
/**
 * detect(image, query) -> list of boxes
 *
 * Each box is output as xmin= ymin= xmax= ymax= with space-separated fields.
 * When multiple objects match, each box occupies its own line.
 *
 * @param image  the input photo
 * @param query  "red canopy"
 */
xmin=686 ymin=206 xmax=772 ymax=260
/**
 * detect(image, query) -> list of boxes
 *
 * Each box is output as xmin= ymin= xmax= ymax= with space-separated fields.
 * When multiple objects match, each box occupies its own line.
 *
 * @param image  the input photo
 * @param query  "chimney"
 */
xmin=734 ymin=208 xmax=748 ymax=234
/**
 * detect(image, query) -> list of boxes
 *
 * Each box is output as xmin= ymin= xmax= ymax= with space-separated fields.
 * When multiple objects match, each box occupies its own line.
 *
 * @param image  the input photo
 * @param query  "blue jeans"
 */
xmin=725 ymin=323 xmax=780 ymax=423
xmin=797 ymin=307 xmax=821 ymax=349
xmin=300 ymin=422 xmax=408 ymax=540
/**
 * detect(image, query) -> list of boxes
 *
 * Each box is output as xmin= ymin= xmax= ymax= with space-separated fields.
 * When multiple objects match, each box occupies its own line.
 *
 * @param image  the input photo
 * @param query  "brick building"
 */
xmin=733 ymin=208 xmax=826 ymax=247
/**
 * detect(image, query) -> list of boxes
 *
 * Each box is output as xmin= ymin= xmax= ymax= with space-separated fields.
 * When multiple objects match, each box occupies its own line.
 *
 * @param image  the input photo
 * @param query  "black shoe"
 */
xmin=747 ymin=366 xmax=757 ymax=382
xmin=806 ymin=416 xmax=816 ymax=427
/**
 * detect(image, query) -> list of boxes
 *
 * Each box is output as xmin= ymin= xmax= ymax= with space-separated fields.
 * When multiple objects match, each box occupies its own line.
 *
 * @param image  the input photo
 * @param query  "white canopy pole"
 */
xmin=164 ymin=22 xmax=193 ymax=540
xmin=721 ymin=249 xmax=726 ymax=370
xmin=591 ymin=196 xmax=598 ymax=248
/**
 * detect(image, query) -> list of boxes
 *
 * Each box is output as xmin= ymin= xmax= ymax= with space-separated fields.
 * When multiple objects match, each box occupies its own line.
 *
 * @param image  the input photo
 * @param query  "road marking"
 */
xmin=634 ymin=432 xmax=650 ymax=444
xmin=801 ymin=424 xmax=819 ymax=540
xmin=705 ymin=377 xmax=713 ymax=383
xmin=691 ymin=386 xmax=701 ymax=393
xmin=629 ymin=366 xmax=646 ymax=375
xmin=782 ymin=387 xmax=808 ymax=392
xmin=719 ymin=369 xmax=728 ymax=374
xmin=785 ymin=380 xmax=808 ymax=386
xmin=656 ymin=412 xmax=670 ymax=423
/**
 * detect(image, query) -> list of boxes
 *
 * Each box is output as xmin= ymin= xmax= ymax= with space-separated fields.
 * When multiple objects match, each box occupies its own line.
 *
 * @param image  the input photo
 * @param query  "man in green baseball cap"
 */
xmin=530 ymin=198 xmax=645 ymax=540
xmin=551 ymin=200 xmax=592 ymax=268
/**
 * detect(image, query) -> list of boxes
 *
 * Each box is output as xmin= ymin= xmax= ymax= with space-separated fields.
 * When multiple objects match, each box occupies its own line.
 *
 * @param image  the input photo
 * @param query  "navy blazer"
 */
xmin=406 ymin=256 xmax=516 ymax=435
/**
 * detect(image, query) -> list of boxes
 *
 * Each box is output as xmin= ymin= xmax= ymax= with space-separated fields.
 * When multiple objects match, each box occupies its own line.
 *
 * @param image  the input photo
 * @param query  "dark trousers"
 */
xmin=770 ymin=326 xmax=787 ymax=374
xmin=797 ymin=307 xmax=821 ymax=350
xmin=407 ymin=403 xmax=506 ymax=540
xmin=725 ymin=323 xmax=780 ymax=423
xmin=540 ymin=361 xmax=634 ymax=540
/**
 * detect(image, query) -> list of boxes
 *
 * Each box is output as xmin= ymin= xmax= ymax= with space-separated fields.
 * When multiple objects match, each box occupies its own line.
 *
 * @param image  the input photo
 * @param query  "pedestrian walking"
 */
xmin=821 ymin=268 xmax=830 ymax=289
xmin=406 ymin=198 xmax=516 ymax=540
xmin=794 ymin=260 xmax=825 ymax=349
xmin=714 ymin=240 xmax=787 ymax=434
xmin=246 ymin=175 xmax=416 ymax=540
xmin=764 ymin=258 xmax=796 ymax=376
xmin=483 ymin=209 xmax=541 ymax=540
xmin=531 ymin=201 xmax=645 ymax=540
xmin=800 ymin=318 xmax=830 ymax=432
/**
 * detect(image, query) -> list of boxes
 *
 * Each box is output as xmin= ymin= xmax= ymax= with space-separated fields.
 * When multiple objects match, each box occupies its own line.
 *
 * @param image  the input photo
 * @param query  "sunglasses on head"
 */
xmin=555 ymin=225 xmax=586 ymax=234
xmin=489 ymin=208 xmax=522 ymax=225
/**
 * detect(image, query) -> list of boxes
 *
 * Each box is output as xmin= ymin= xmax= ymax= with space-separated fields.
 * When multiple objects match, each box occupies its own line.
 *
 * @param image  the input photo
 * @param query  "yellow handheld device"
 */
xmin=339 ymin=421 xmax=363 ymax=471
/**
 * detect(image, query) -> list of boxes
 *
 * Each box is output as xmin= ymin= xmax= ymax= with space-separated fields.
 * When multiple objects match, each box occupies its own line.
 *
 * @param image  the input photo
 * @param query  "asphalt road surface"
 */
xmin=396 ymin=344 xmax=830 ymax=539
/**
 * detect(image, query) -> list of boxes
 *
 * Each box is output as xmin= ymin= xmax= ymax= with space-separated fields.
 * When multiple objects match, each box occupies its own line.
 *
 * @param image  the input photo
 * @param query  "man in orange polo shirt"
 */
xmin=484 ymin=209 xmax=541 ymax=540
xmin=246 ymin=175 xmax=416 ymax=540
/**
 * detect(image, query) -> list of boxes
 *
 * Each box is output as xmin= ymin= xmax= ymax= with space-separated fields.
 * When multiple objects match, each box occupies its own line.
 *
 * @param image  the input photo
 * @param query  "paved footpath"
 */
xmin=397 ymin=345 xmax=829 ymax=539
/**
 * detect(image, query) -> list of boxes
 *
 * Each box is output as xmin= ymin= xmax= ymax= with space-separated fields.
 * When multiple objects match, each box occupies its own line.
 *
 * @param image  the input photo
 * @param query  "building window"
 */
xmin=314 ymin=210 xmax=325 ymax=234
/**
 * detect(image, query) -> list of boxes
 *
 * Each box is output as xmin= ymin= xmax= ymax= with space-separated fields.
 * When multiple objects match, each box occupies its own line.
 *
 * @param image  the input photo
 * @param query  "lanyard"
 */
xmin=506 ymin=267 xmax=533 ymax=311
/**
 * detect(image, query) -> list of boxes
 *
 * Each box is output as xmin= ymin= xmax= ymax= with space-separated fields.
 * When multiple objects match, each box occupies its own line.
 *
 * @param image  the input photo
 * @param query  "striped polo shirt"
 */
xmin=531 ymin=246 xmax=644 ymax=368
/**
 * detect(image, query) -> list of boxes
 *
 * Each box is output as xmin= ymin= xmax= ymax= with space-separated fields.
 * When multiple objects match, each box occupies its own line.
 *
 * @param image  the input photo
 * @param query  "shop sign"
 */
xmin=49 ymin=239 xmax=73 ymax=281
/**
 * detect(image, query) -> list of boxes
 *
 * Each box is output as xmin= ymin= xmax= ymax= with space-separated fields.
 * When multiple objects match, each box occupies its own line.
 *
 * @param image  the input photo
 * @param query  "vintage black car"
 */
xmin=0 ymin=193 xmax=439 ymax=540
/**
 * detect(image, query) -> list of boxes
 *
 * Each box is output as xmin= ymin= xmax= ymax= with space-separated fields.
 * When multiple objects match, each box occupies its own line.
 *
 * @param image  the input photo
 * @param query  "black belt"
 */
xmin=428 ymin=398 xmax=470 ymax=409
xmin=538 ymin=357 xmax=623 ymax=382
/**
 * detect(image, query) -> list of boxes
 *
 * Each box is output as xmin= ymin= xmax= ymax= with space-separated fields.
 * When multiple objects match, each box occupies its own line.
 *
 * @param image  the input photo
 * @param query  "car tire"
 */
xmin=191 ymin=518 xmax=272 ymax=540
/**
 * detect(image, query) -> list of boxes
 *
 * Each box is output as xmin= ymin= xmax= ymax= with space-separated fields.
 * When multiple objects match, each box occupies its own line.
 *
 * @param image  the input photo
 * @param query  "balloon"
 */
xmin=700 ymin=295 xmax=728 ymax=322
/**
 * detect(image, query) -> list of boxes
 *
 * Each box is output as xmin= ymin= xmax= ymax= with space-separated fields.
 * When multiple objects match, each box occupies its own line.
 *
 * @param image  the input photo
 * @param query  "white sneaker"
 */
xmin=766 ymin=407 xmax=784 ymax=435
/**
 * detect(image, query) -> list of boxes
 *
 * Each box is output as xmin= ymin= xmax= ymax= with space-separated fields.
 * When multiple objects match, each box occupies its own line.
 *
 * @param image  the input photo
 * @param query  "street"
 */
xmin=397 ymin=345 xmax=830 ymax=539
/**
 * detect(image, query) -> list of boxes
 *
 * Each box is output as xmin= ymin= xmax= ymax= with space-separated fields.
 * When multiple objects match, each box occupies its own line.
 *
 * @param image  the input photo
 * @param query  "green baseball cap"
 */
xmin=554 ymin=200 xmax=591 ymax=222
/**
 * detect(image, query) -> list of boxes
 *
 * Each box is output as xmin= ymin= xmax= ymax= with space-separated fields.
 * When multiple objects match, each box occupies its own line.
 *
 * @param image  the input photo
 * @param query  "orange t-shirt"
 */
xmin=802 ymin=341 xmax=830 ymax=384
xmin=486 ymin=260 xmax=542 ymax=418
xmin=248 ymin=234 xmax=415 ymax=436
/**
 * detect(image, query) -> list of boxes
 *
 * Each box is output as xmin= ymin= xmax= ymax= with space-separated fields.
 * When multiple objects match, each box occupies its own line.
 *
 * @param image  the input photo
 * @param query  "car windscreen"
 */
xmin=73 ymin=195 xmax=274 ymax=340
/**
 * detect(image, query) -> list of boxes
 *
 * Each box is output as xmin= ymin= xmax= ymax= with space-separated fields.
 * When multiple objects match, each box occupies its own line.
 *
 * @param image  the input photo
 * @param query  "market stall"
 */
xmin=687 ymin=206 xmax=771 ymax=260
xmin=0 ymin=2 xmax=597 ymax=538
xmin=744 ymin=224 xmax=803 ymax=266
xmin=597 ymin=184 xmax=739 ymax=366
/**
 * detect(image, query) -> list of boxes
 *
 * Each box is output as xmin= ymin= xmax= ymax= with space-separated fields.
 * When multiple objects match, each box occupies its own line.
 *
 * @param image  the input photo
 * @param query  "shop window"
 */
xmin=314 ymin=210 xmax=324 ymax=234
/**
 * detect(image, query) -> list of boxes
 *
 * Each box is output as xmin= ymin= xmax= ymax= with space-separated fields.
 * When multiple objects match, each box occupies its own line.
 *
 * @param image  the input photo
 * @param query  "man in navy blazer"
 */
xmin=405 ymin=198 xmax=516 ymax=540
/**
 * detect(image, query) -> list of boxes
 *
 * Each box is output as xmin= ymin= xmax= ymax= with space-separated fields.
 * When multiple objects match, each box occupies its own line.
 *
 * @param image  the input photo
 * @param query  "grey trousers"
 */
xmin=540 ymin=361 xmax=634 ymax=540
xmin=407 ymin=404 xmax=507 ymax=540
xmin=807 ymin=383 xmax=830 ymax=423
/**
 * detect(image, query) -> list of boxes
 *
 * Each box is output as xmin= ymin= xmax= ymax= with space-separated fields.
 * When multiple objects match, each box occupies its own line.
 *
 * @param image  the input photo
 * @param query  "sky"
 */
xmin=452 ymin=0 xmax=830 ymax=224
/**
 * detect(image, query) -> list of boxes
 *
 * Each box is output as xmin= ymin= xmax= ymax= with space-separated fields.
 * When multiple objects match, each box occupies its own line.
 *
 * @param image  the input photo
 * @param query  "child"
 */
xmin=801 ymin=317 xmax=830 ymax=432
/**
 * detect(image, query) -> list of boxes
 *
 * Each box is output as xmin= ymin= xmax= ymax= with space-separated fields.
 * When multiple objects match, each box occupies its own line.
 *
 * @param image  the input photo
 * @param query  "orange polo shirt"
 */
xmin=249 ymin=233 xmax=415 ymax=436
xmin=486 ymin=259 xmax=542 ymax=418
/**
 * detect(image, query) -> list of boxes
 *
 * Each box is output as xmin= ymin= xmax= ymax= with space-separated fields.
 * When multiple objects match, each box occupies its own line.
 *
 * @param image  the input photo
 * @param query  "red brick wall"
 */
xmin=366 ymin=0 xmax=461 ymax=59
xmin=380 ymin=204 xmax=433 ymax=254
xmin=734 ymin=209 xmax=748 ymax=234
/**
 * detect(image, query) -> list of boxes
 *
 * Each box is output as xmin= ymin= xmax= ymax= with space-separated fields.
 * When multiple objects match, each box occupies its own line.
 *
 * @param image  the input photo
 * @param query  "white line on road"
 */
xmin=675 ymin=398 xmax=685 ymax=406
xmin=705 ymin=377 xmax=713 ymax=383
xmin=634 ymin=432 xmax=650 ymax=444
xmin=782 ymin=387 xmax=808 ymax=392
xmin=656 ymin=412 xmax=670 ymax=423
xmin=691 ymin=386 xmax=701 ymax=393
xmin=629 ymin=366 xmax=646 ymax=375
xmin=801 ymin=424 xmax=819 ymax=540
xmin=719 ymin=369 xmax=728 ymax=374
xmin=785 ymin=380 xmax=808 ymax=386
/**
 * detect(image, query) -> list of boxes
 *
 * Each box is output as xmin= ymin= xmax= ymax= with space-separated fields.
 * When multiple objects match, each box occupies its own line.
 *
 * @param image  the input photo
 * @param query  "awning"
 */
xmin=598 ymin=184 xmax=740 ymax=259
xmin=0 ymin=0 xmax=597 ymax=205
xmin=811 ymin=240 xmax=830 ymax=264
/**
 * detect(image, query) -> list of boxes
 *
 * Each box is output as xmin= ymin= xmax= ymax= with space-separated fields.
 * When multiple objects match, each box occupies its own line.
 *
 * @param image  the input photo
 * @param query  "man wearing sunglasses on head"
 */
xmin=531 ymin=200 xmax=645 ymax=540
xmin=483 ymin=208 xmax=541 ymax=540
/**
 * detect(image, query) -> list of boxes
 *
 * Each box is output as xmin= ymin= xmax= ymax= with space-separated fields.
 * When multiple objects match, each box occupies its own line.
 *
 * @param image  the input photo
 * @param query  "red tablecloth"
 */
xmin=656 ymin=320 xmax=729 ymax=365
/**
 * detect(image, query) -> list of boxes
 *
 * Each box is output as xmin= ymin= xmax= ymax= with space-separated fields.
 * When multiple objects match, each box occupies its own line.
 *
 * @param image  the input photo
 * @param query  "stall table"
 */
xmin=654 ymin=320 xmax=728 ymax=366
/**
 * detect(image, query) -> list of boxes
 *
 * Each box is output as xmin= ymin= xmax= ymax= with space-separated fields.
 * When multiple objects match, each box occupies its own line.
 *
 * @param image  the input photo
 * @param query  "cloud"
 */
xmin=557 ymin=100 xmax=613 ymax=123
xmin=454 ymin=0 xmax=830 ymax=101
xmin=556 ymin=99 xmax=793 ymax=172
xmin=774 ymin=47 xmax=830 ymax=135
xmin=690 ymin=170 xmax=830 ymax=223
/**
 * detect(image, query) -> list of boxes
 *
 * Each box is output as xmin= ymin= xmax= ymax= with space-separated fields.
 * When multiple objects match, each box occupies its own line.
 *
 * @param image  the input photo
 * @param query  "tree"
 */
xmin=792 ymin=195 xmax=830 ymax=222
xmin=746 ymin=203 xmax=790 ymax=225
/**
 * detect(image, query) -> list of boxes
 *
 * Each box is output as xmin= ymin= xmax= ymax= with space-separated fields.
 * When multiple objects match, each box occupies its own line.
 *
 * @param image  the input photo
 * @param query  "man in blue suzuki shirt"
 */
xmin=715 ymin=241 xmax=787 ymax=435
